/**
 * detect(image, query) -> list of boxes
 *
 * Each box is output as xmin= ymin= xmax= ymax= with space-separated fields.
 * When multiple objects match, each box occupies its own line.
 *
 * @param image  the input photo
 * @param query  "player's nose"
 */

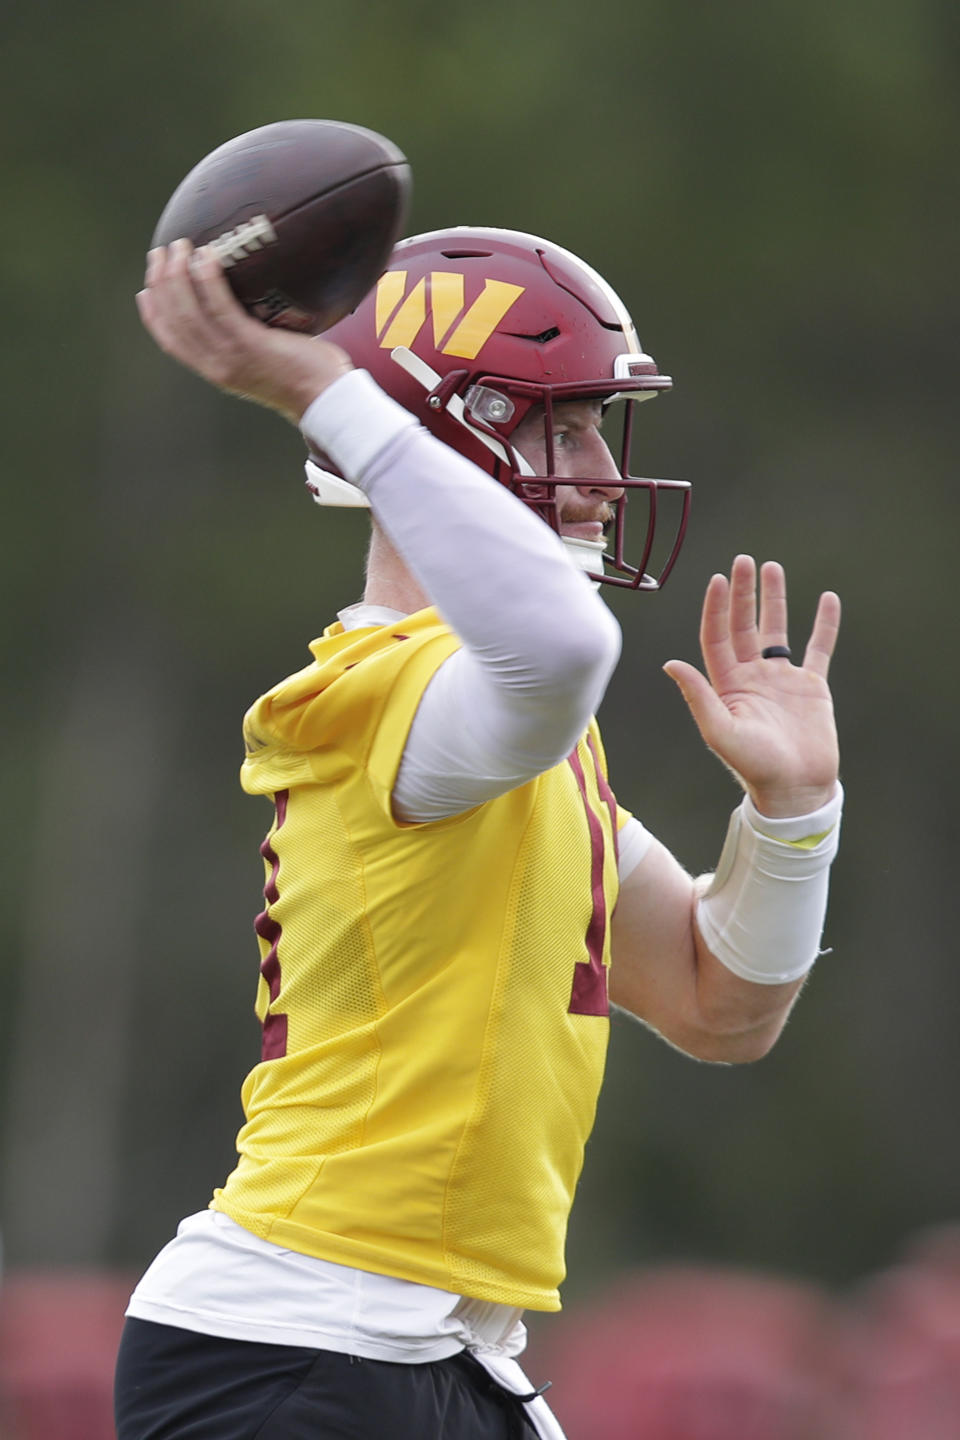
xmin=572 ymin=431 xmax=623 ymax=498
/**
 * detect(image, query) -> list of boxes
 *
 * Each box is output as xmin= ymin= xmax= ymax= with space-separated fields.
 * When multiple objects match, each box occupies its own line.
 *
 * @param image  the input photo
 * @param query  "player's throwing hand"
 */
xmin=136 ymin=240 xmax=352 ymax=423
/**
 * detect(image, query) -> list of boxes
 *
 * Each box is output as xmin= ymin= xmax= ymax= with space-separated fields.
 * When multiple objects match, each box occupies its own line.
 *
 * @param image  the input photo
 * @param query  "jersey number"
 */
xmin=567 ymin=737 xmax=618 ymax=1017
xmin=254 ymin=789 xmax=289 ymax=1060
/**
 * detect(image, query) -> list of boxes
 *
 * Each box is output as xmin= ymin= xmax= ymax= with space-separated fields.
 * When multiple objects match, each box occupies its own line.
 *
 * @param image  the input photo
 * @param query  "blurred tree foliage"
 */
xmin=2 ymin=0 xmax=958 ymax=1292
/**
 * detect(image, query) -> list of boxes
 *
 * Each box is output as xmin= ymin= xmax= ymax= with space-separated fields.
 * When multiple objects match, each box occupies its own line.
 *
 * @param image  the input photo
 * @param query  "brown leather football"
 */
xmin=151 ymin=119 xmax=411 ymax=333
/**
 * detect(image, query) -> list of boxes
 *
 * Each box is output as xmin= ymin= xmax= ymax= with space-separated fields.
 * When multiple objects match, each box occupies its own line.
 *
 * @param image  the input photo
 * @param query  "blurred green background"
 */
xmin=2 ymin=0 xmax=957 ymax=1313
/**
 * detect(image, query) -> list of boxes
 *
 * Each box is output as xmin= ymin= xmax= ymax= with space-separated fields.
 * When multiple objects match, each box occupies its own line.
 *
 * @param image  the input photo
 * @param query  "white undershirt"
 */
xmin=127 ymin=1210 xmax=526 ymax=1361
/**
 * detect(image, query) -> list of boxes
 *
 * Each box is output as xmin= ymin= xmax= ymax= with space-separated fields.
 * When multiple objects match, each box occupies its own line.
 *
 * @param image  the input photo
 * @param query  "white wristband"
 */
xmin=695 ymin=785 xmax=843 ymax=985
xmin=300 ymin=370 xmax=417 ymax=486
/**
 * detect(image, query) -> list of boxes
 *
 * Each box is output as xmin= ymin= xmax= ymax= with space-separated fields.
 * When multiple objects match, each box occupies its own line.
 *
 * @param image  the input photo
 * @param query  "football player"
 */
xmin=116 ymin=229 xmax=842 ymax=1440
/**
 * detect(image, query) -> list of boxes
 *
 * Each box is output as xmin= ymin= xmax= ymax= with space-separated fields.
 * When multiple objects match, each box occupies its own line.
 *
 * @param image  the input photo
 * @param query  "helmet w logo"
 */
xmin=375 ymin=271 xmax=525 ymax=360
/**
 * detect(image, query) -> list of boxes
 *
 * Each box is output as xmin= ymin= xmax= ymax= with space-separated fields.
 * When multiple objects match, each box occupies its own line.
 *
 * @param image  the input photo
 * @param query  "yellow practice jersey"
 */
xmin=213 ymin=606 xmax=625 ymax=1311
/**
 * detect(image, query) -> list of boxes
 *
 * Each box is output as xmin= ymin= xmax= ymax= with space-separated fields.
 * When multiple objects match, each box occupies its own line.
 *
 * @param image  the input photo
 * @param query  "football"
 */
xmin=151 ymin=119 xmax=411 ymax=333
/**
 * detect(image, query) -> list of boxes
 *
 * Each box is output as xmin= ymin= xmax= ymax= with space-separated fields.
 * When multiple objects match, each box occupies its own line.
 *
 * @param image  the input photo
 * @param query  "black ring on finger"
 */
xmin=761 ymin=645 xmax=792 ymax=660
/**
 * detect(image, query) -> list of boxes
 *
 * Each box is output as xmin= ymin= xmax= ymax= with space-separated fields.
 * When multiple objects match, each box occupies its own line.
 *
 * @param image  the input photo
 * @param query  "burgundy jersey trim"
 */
xmin=254 ymin=790 xmax=290 ymax=1060
xmin=586 ymin=731 xmax=619 ymax=867
xmin=566 ymin=746 xmax=610 ymax=1017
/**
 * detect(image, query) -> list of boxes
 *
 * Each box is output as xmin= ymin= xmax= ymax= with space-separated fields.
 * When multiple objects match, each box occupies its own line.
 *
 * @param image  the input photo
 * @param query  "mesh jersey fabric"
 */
xmin=214 ymin=606 xmax=621 ymax=1311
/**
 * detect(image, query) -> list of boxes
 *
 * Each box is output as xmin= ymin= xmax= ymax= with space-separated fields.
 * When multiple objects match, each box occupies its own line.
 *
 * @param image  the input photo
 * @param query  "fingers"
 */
xmin=137 ymin=239 xmax=206 ymax=355
xmin=757 ymin=561 xmax=789 ymax=653
xmin=137 ymin=238 xmax=355 ymax=419
xmin=189 ymin=242 xmax=252 ymax=328
xmin=699 ymin=556 xmax=839 ymax=682
xmin=803 ymin=590 xmax=841 ymax=678
xmin=137 ymin=238 xmax=248 ymax=343
xmin=730 ymin=557 xmax=789 ymax=660
xmin=699 ymin=571 xmax=736 ymax=676
xmin=137 ymin=238 xmax=264 ymax=392
xmin=699 ymin=555 xmax=763 ymax=677
xmin=662 ymin=658 xmax=735 ymax=751
xmin=727 ymin=554 xmax=759 ymax=661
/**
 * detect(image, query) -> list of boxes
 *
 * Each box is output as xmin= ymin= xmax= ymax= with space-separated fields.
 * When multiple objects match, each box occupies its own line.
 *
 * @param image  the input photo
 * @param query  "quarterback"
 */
xmin=116 ymin=229 xmax=842 ymax=1440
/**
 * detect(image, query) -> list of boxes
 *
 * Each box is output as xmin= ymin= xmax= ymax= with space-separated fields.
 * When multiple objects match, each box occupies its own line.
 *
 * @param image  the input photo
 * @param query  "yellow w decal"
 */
xmin=376 ymin=271 xmax=525 ymax=360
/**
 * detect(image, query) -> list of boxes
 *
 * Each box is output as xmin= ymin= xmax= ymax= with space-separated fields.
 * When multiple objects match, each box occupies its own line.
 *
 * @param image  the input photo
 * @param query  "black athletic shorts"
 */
xmin=114 ymin=1317 xmax=541 ymax=1440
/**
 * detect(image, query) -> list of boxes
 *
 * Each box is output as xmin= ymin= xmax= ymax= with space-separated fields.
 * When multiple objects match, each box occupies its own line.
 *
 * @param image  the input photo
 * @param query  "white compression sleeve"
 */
xmin=695 ymin=786 xmax=844 ymax=985
xmin=301 ymin=372 xmax=622 ymax=821
xmin=617 ymin=814 xmax=653 ymax=882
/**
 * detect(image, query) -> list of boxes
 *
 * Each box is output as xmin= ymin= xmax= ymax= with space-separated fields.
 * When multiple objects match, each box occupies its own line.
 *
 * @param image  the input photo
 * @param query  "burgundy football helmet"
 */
xmin=306 ymin=227 xmax=690 ymax=590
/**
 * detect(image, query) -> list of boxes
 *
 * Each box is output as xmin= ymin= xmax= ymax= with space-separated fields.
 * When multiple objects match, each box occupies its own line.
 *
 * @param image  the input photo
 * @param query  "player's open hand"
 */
xmin=136 ymin=240 xmax=352 ymax=424
xmin=662 ymin=555 xmax=840 ymax=819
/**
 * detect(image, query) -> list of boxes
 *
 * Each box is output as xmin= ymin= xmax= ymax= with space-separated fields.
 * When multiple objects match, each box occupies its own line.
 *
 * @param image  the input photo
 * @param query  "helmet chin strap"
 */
xmin=561 ymin=534 xmax=606 ymax=588
xmin=304 ymin=458 xmax=371 ymax=507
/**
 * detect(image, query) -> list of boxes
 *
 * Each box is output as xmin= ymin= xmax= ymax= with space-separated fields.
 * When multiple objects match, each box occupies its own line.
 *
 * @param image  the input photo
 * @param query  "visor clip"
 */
xmin=424 ymin=368 xmax=469 ymax=414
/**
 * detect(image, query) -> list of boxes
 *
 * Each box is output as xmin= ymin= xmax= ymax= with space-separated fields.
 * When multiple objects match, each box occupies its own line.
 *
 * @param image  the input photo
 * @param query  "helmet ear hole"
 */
xmin=517 ymin=480 xmax=551 ymax=503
